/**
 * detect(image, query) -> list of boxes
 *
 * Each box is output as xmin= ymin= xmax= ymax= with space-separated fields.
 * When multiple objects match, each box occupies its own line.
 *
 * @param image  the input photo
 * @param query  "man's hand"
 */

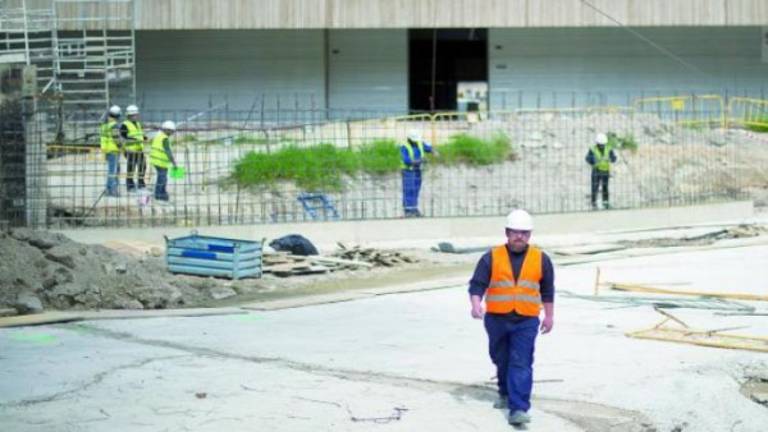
xmin=540 ymin=315 xmax=554 ymax=334
xmin=471 ymin=303 xmax=484 ymax=319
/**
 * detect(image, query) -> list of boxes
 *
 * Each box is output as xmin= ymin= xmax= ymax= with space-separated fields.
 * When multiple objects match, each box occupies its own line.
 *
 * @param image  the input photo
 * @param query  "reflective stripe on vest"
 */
xmin=99 ymin=120 xmax=119 ymax=154
xmin=123 ymin=120 xmax=144 ymax=152
xmin=400 ymin=141 xmax=425 ymax=170
xmin=591 ymin=145 xmax=611 ymax=172
xmin=485 ymin=245 xmax=543 ymax=316
xmin=150 ymin=131 xmax=170 ymax=169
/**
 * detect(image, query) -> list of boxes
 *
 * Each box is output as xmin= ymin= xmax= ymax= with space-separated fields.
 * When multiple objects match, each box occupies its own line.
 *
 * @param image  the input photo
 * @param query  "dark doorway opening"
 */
xmin=409 ymin=28 xmax=487 ymax=112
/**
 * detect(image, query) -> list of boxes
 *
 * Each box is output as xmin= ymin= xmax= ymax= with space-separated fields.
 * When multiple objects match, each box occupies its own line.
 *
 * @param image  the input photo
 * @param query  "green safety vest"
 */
xmin=150 ymin=131 xmax=171 ymax=169
xmin=99 ymin=120 xmax=119 ymax=154
xmin=400 ymin=141 xmax=426 ymax=170
xmin=123 ymin=120 xmax=144 ymax=152
xmin=590 ymin=145 xmax=612 ymax=172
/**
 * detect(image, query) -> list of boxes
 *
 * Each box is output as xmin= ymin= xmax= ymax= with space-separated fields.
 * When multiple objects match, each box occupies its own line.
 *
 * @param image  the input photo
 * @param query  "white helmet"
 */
xmin=126 ymin=105 xmax=139 ymax=116
xmin=505 ymin=209 xmax=533 ymax=231
xmin=108 ymin=105 xmax=121 ymax=116
xmin=407 ymin=130 xmax=422 ymax=142
xmin=161 ymin=120 xmax=176 ymax=131
xmin=595 ymin=133 xmax=608 ymax=145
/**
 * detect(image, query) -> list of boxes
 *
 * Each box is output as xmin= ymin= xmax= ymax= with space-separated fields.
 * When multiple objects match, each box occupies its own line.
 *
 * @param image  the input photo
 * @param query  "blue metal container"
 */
xmin=165 ymin=231 xmax=262 ymax=279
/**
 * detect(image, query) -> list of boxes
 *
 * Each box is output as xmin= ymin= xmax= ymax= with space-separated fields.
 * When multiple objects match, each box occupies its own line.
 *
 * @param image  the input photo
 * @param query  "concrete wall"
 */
xmin=136 ymin=30 xmax=325 ymax=112
xmin=327 ymin=29 xmax=408 ymax=113
xmin=489 ymin=26 xmax=768 ymax=108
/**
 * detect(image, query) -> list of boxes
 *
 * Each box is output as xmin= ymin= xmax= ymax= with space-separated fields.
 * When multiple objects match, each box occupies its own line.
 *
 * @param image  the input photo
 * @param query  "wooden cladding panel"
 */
xmin=45 ymin=0 xmax=768 ymax=29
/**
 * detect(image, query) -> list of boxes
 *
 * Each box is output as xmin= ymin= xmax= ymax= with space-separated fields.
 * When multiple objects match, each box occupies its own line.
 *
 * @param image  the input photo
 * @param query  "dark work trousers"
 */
xmin=125 ymin=152 xmax=147 ymax=191
xmin=154 ymin=166 xmax=169 ymax=201
xmin=591 ymin=170 xmax=610 ymax=206
xmin=401 ymin=169 xmax=422 ymax=215
xmin=484 ymin=313 xmax=539 ymax=412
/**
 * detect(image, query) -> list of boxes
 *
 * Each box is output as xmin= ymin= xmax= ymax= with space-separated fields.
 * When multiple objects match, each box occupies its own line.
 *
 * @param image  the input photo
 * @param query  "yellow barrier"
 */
xmin=633 ymin=94 xmax=725 ymax=128
xmin=726 ymin=97 xmax=768 ymax=130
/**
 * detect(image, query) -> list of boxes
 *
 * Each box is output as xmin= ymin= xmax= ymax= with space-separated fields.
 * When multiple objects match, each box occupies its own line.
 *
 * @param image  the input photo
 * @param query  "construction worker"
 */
xmin=468 ymin=209 xmax=555 ymax=427
xmin=121 ymin=104 xmax=147 ymax=192
xmin=99 ymin=105 xmax=122 ymax=197
xmin=585 ymin=132 xmax=617 ymax=210
xmin=400 ymin=130 xmax=437 ymax=217
xmin=149 ymin=121 xmax=177 ymax=202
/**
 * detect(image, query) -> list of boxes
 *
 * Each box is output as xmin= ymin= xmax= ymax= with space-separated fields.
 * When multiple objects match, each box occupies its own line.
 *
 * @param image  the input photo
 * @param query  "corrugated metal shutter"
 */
xmin=328 ymin=29 xmax=408 ymax=116
xmin=136 ymin=30 xmax=325 ymax=112
xmin=489 ymin=27 xmax=768 ymax=109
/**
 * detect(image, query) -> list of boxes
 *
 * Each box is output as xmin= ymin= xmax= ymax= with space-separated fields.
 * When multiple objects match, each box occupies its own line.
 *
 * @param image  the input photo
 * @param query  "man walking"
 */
xmin=400 ymin=130 xmax=437 ymax=217
xmin=149 ymin=121 xmax=177 ymax=202
xmin=585 ymin=132 xmax=617 ymax=210
xmin=100 ymin=105 xmax=122 ymax=197
xmin=468 ymin=209 xmax=555 ymax=427
xmin=121 ymin=104 xmax=148 ymax=192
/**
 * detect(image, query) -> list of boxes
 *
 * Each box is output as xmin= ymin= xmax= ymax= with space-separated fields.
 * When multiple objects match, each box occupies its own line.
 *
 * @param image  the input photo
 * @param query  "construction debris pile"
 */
xmin=263 ymin=244 xmax=418 ymax=277
xmin=0 ymin=229 xmax=241 ymax=314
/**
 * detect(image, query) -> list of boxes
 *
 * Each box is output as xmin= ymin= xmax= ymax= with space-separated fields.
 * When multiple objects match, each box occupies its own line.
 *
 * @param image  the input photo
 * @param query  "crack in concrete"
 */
xmin=47 ymin=322 xmax=654 ymax=431
xmin=0 ymin=354 xmax=188 ymax=409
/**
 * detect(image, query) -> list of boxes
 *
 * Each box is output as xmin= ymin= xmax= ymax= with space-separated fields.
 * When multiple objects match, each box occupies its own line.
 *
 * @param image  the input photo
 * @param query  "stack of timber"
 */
xmin=262 ymin=245 xmax=418 ymax=277
xmin=262 ymin=251 xmax=373 ymax=277
xmin=333 ymin=243 xmax=418 ymax=267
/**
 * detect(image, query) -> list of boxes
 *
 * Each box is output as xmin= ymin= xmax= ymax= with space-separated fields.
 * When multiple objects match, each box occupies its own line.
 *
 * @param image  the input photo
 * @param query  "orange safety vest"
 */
xmin=485 ymin=245 xmax=543 ymax=316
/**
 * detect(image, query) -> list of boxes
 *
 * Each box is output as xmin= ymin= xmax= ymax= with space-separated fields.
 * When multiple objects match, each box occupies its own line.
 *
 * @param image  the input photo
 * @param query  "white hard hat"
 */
xmin=505 ymin=209 xmax=533 ymax=231
xmin=161 ymin=120 xmax=176 ymax=131
xmin=407 ymin=130 xmax=422 ymax=142
xmin=595 ymin=133 xmax=608 ymax=145
xmin=126 ymin=105 xmax=139 ymax=115
xmin=108 ymin=105 xmax=121 ymax=116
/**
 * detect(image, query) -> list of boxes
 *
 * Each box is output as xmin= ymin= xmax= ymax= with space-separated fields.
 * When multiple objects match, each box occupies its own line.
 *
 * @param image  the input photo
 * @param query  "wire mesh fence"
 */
xmin=2 ymin=93 xmax=767 ymax=229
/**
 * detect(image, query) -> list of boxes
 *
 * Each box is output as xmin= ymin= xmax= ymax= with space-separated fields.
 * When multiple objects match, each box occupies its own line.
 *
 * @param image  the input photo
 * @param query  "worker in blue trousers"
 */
xmin=400 ymin=130 xmax=438 ymax=217
xmin=468 ymin=209 xmax=555 ymax=427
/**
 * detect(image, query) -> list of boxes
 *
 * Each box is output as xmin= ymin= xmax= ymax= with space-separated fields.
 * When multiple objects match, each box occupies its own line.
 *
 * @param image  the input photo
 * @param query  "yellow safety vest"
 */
xmin=123 ymin=120 xmax=144 ymax=153
xmin=150 ymin=131 xmax=171 ymax=169
xmin=400 ymin=141 xmax=426 ymax=170
xmin=591 ymin=145 xmax=612 ymax=172
xmin=99 ymin=120 xmax=119 ymax=154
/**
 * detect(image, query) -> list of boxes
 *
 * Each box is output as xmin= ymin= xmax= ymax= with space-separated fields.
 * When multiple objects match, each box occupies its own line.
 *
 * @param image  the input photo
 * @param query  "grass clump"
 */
xmin=438 ymin=133 xmax=515 ymax=165
xmin=745 ymin=116 xmax=768 ymax=133
xmin=608 ymin=132 xmax=638 ymax=153
xmin=357 ymin=139 xmax=401 ymax=175
xmin=233 ymin=133 xmax=515 ymax=191
xmin=234 ymin=144 xmax=357 ymax=191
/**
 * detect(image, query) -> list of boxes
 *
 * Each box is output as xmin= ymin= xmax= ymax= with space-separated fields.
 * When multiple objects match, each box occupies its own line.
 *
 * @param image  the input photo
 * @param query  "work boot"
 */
xmin=508 ymin=410 xmax=531 ymax=426
xmin=603 ymin=201 xmax=611 ymax=210
xmin=493 ymin=395 xmax=507 ymax=409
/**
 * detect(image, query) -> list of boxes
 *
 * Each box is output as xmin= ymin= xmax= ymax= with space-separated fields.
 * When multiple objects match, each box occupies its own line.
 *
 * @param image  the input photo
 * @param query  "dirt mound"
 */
xmin=0 ymin=229 xmax=222 ymax=313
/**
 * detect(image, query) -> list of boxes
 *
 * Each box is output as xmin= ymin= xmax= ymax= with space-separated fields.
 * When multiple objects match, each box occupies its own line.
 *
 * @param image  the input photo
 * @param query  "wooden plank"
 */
xmin=50 ymin=0 xmax=766 ymax=30
xmin=241 ymin=292 xmax=374 ymax=311
xmin=303 ymin=255 xmax=374 ymax=268
xmin=627 ymin=327 xmax=768 ymax=353
xmin=610 ymin=283 xmax=768 ymax=302
xmin=0 ymin=308 xmax=18 ymax=318
xmin=0 ymin=312 xmax=82 ymax=328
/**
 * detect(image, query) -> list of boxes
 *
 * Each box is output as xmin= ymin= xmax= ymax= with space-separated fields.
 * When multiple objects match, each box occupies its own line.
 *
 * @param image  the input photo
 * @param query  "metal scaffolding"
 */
xmin=0 ymin=0 xmax=135 ymax=141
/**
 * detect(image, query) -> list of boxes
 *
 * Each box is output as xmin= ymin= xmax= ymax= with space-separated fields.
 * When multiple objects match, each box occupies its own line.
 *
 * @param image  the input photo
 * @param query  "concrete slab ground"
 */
xmin=2 ymin=235 xmax=767 ymax=431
